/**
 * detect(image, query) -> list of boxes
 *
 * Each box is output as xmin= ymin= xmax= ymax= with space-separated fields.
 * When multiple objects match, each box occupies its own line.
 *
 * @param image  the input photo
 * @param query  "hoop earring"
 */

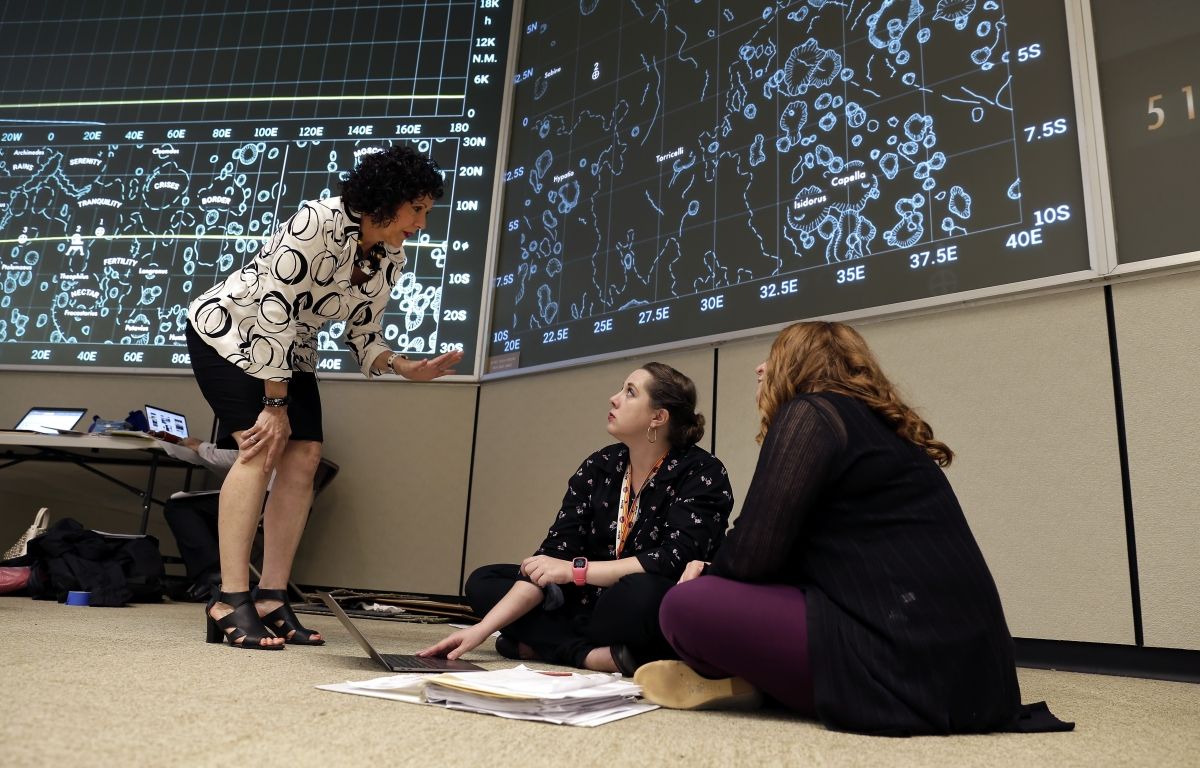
xmin=646 ymin=426 xmax=657 ymax=444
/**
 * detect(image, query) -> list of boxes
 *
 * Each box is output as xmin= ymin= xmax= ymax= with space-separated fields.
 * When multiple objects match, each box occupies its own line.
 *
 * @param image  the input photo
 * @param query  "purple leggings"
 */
xmin=658 ymin=575 xmax=816 ymax=715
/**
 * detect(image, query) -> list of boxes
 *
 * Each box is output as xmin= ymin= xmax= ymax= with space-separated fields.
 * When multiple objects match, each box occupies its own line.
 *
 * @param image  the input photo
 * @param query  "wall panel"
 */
xmin=1112 ymin=272 xmax=1200 ymax=650
xmin=291 ymin=382 xmax=478 ymax=595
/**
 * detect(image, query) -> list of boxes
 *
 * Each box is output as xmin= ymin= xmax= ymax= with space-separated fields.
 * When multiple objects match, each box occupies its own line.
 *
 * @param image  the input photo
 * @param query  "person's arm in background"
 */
xmin=185 ymin=438 xmax=238 ymax=475
xmin=151 ymin=432 xmax=239 ymax=477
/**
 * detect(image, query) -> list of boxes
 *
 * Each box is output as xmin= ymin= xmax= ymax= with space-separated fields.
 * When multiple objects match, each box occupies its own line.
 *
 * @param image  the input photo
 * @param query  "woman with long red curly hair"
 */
xmin=635 ymin=321 xmax=1072 ymax=736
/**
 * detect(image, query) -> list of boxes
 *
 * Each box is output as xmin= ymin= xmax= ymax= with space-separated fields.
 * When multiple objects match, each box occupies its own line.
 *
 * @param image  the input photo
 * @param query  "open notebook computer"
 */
xmin=12 ymin=406 xmax=88 ymax=435
xmin=145 ymin=404 xmax=189 ymax=439
xmin=318 ymin=592 xmax=484 ymax=673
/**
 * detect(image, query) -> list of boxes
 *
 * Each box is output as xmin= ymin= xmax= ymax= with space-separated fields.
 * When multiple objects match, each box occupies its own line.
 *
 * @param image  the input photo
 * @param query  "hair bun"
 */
xmin=641 ymin=362 xmax=705 ymax=447
xmin=680 ymin=412 xmax=706 ymax=447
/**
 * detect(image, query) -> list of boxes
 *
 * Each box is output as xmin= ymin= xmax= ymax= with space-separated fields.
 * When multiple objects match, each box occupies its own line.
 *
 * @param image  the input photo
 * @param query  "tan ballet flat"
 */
xmin=634 ymin=660 xmax=762 ymax=710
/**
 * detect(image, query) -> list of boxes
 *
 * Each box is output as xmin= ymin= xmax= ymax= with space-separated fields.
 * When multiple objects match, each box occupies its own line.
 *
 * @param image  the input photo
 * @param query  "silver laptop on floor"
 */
xmin=318 ymin=592 xmax=483 ymax=673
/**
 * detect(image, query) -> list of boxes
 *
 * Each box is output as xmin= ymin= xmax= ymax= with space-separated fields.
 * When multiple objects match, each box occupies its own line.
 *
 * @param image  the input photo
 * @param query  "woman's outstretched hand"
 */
xmin=238 ymin=407 xmax=291 ymax=473
xmin=397 ymin=349 xmax=464 ymax=381
xmin=417 ymin=625 xmax=492 ymax=660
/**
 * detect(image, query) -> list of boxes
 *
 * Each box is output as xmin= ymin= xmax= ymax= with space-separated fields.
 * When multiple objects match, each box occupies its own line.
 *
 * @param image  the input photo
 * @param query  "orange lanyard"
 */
xmin=616 ymin=454 xmax=666 ymax=557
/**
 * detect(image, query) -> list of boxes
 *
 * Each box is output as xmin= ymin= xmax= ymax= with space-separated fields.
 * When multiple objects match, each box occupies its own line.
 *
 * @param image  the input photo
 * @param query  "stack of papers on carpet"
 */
xmin=317 ymin=665 xmax=657 ymax=726
xmin=424 ymin=665 xmax=656 ymax=726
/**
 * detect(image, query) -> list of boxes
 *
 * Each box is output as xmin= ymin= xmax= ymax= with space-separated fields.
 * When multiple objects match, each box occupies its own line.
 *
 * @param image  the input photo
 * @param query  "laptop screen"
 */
xmin=15 ymin=407 xmax=87 ymax=432
xmin=145 ymin=405 xmax=189 ymax=438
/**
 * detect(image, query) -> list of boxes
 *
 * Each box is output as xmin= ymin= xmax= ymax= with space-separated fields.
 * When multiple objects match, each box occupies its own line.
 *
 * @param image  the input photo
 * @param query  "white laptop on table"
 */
xmin=12 ymin=406 xmax=88 ymax=435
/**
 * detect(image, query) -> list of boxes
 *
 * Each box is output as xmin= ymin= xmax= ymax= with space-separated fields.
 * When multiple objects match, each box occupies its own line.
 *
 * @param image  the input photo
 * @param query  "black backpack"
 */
xmin=27 ymin=518 xmax=164 ymax=606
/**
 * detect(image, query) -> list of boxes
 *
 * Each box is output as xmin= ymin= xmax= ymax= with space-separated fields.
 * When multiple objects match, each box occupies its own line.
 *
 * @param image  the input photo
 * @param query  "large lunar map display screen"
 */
xmin=0 ymin=1 xmax=511 ymax=374
xmin=487 ymin=0 xmax=1091 ymax=372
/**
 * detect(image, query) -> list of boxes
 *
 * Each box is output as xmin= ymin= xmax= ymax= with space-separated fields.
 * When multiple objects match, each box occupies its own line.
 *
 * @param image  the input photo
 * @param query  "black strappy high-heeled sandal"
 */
xmin=253 ymin=588 xmax=324 ymax=645
xmin=205 ymin=590 xmax=283 ymax=650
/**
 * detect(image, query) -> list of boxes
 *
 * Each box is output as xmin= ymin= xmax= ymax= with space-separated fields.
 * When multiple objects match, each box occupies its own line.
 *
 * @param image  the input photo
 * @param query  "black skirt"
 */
xmin=185 ymin=321 xmax=323 ymax=448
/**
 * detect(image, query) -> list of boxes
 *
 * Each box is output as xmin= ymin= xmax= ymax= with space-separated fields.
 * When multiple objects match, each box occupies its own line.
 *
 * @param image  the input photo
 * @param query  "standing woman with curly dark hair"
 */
xmin=637 ymin=321 xmax=1073 ymax=736
xmin=186 ymin=145 xmax=462 ymax=650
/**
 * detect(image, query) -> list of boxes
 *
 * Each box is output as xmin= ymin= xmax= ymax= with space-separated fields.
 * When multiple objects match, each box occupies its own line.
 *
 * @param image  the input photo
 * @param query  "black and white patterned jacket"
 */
xmin=188 ymin=196 xmax=403 ymax=380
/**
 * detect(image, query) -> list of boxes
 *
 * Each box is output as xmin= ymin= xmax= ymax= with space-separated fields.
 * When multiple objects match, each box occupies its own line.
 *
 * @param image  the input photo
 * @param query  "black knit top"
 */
xmin=710 ymin=392 xmax=1070 ymax=736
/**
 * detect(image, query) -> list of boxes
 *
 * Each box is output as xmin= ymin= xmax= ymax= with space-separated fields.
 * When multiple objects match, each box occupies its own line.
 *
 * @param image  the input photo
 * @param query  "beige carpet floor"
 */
xmin=2 ymin=597 xmax=1198 ymax=767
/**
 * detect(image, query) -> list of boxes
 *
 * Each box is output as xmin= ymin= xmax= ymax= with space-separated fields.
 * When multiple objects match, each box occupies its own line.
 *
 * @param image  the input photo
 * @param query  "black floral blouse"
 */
xmin=534 ymin=442 xmax=734 ymax=604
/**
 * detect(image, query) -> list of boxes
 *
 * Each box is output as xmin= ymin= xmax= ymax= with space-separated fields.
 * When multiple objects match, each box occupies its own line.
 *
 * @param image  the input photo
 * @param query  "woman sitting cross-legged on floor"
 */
xmin=635 ymin=321 xmax=1073 ymax=736
xmin=419 ymin=362 xmax=734 ymax=675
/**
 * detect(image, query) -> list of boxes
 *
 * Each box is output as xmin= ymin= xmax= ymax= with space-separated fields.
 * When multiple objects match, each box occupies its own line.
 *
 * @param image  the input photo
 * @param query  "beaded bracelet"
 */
xmin=385 ymin=350 xmax=408 ymax=373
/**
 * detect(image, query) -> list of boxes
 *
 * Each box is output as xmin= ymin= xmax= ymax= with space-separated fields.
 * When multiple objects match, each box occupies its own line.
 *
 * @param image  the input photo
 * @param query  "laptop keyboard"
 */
xmin=381 ymin=654 xmax=450 ymax=670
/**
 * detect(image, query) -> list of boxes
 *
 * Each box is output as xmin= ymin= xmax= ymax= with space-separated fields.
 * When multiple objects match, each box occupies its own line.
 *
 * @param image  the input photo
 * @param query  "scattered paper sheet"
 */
xmin=358 ymin=602 xmax=408 ymax=615
xmin=317 ymin=665 xmax=657 ymax=726
xmin=317 ymin=673 xmax=436 ymax=704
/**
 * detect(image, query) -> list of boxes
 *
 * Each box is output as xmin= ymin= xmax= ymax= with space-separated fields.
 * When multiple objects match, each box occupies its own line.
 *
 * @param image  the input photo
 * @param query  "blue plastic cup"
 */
xmin=65 ymin=591 xmax=90 ymax=606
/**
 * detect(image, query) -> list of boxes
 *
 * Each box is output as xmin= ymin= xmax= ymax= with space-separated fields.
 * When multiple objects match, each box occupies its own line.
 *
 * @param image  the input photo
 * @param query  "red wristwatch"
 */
xmin=572 ymin=557 xmax=588 ymax=586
